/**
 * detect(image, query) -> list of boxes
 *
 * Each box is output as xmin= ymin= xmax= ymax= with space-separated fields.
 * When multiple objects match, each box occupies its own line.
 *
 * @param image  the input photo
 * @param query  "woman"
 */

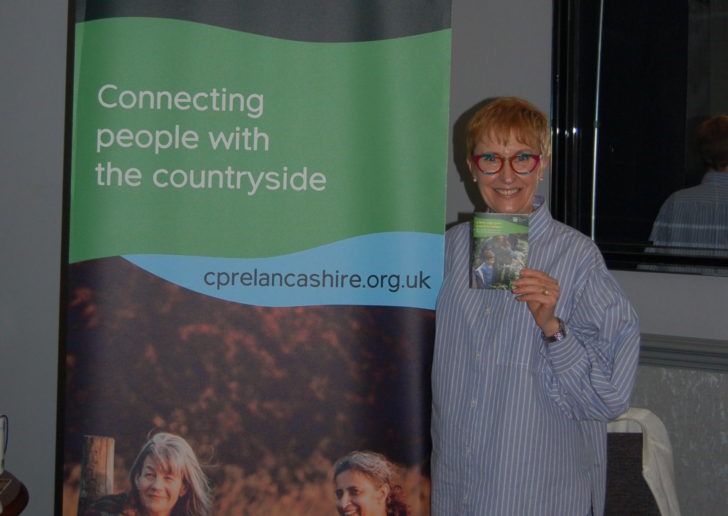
xmin=84 ymin=433 xmax=212 ymax=516
xmin=333 ymin=451 xmax=410 ymax=516
xmin=431 ymin=97 xmax=640 ymax=516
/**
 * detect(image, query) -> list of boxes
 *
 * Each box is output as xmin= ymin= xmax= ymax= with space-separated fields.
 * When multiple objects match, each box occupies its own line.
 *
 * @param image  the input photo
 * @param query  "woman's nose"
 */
xmin=501 ymin=163 xmax=516 ymax=182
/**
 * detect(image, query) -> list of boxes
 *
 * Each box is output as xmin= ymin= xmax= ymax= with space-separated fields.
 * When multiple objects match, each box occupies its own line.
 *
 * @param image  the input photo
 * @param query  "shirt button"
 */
xmin=484 ymin=306 xmax=491 ymax=314
xmin=462 ymin=495 xmax=468 ymax=504
xmin=471 ymin=398 xmax=477 ymax=408
xmin=475 ymin=352 xmax=482 ymax=361
xmin=465 ymin=446 xmax=472 ymax=456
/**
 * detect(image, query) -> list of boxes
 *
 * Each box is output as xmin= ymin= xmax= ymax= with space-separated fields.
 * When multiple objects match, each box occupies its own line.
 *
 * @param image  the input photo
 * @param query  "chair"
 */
xmin=605 ymin=407 xmax=681 ymax=516
xmin=0 ymin=470 xmax=29 ymax=515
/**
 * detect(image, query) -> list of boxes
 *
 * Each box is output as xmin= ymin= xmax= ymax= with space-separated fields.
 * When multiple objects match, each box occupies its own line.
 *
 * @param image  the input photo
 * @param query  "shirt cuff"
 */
xmin=542 ymin=324 xmax=584 ymax=374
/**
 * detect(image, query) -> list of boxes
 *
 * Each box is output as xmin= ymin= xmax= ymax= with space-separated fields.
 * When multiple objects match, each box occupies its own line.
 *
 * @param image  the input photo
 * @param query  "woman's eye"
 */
xmin=515 ymin=154 xmax=530 ymax=162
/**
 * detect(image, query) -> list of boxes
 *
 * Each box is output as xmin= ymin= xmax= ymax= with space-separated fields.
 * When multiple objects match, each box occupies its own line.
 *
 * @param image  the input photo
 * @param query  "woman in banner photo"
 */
xmin=333 ymin=450 xmax=411 ymax=516
xmin=431 ymin=97 xmax=640 ymax=515
xmin=83 ymin=433 xmax=212 ymax=516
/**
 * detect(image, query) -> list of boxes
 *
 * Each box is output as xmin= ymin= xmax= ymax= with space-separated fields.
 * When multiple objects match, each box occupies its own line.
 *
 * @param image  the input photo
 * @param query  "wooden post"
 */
xmin=77 ymin=435 xmax=115 ymax=516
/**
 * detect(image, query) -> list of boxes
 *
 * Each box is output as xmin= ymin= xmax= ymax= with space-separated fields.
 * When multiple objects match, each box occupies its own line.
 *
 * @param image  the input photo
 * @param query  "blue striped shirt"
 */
xmin=431 ymin=205 xmax=640 ymax=516
xmin=645 ymin=171 xmax=728 ymax=275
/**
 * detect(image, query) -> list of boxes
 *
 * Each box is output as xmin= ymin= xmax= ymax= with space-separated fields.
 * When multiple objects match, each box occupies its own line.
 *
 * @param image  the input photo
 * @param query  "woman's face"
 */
xmin=135 ymin=457 xmax=187 ymax=516
xmin=335 ymin=469 xmax=389 ymax=516
xmin=469 ymin=131 xmax=544 ymax=214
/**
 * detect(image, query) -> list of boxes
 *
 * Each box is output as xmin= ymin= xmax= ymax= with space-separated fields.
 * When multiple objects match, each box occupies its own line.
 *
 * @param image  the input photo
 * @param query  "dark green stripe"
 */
xmin=74 ymin=0 xmax=452 ymax=42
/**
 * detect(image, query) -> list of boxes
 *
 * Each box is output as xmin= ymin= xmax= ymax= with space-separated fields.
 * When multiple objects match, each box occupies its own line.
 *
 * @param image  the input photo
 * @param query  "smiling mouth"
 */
xmin=495 ymin=187 xmax=521 ymax=196
xmin=341 ymin=507 xmax=359 ymax=516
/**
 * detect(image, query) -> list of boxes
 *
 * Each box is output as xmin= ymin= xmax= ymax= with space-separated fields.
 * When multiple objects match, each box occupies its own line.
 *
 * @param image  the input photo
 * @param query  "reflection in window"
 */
xmin=551 ymin=0 xmax=728 ymax=275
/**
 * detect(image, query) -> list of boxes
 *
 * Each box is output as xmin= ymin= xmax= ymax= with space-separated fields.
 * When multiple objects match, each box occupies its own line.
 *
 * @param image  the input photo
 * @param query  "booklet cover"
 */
xmin=471 ymin=212 xmax=529 ymax=290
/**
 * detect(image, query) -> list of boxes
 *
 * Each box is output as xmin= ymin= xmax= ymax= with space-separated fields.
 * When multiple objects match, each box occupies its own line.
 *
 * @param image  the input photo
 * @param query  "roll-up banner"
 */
xmin=60 ymin=1 xmax=451 ymax=514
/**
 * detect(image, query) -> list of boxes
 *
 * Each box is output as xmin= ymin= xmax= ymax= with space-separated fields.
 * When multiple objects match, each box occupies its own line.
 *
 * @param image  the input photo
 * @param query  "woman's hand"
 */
xmin=511 ymin=269 xmax=561 ymax=337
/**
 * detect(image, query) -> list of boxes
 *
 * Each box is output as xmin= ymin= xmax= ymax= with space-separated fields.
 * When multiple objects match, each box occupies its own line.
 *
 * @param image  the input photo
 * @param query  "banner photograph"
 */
xmin=61 ymin=1 xmax=451 ymax=515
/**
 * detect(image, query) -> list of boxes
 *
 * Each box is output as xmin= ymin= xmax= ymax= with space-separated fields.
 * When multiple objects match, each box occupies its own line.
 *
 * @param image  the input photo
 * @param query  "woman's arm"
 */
xmin=536 ymin=266 xmax=640 ymax=421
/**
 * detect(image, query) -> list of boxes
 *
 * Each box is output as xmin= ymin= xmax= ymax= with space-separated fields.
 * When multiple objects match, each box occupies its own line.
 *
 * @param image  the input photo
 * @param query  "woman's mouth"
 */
xmin=495 ymin=187 xmax=521 ymax=196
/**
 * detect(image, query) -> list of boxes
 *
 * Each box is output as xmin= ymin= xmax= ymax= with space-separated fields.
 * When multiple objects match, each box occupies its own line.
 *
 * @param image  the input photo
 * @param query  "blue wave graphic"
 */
xmin=123 ymin=232 xmax=443 ymax=309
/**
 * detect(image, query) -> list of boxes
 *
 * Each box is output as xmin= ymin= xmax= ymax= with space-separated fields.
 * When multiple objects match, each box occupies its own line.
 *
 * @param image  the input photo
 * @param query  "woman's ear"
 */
xmin=537 ymin=155 xmax=550 ymax=181
xmin=180 ymin=482 xmax=188 ymax=497
xmin=467 ymin=159 xmax=478 ymax=182
xmin=378 ymin=484 xmax=390 ymax=503
xmin=540 ymin=155 xmax=550 ymax=171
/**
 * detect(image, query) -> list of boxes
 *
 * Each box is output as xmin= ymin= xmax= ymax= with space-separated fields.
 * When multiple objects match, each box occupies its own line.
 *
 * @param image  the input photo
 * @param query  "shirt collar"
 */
xmin=703 ymin=171 xmax=728 ymax=185
xmin=528 ymin=198 xmax=552 ymax=241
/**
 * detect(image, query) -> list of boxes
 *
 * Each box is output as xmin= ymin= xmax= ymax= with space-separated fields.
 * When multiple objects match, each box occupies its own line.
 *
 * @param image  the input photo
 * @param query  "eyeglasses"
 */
xmin=471 ymin=153 xmax=541 ymax=175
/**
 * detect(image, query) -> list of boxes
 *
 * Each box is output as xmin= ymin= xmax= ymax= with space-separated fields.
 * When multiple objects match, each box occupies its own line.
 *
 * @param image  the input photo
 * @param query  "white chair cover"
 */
xmin=607 ymin=407 xmax=681 ymax=516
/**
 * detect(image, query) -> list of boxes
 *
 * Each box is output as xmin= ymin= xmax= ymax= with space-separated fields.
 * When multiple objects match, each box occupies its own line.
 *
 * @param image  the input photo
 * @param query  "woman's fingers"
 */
xmin=511 ymin=269 xmax=559 ymax=299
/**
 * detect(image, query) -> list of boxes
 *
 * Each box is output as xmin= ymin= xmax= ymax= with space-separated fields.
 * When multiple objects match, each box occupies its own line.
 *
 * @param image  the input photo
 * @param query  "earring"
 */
xmin=472 ymin=176 xmax=478 ymax=183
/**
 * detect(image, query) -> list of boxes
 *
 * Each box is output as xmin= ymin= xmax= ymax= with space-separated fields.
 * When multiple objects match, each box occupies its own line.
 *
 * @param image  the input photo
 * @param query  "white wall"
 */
xmin=0 ymin=2 xmax=66 ymax=515
xmin=614 ymin=270 xmax=728 ymax=340
xmin=447 ymin=0 xmax=552 ymax=225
